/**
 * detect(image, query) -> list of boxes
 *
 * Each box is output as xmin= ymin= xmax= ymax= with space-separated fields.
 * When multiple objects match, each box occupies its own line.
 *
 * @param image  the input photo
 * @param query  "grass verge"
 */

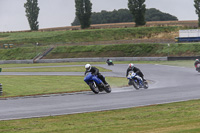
xmin=2 ymin=66 xmax=111 ymax=72
xmin=1 ymin=60 xmax=195 ymax=72
xmin=45 ymin=43 xmax=200 ymax=59
xmin=0 ymin=76 xmax=127 ymax=97
xmin=0 ymin=100 xmax=200 ymax=133
xmin=114 ymin=60 xmax=195 ymax=68
xmin=1 ymin=43 xmax=200 ymax=60
xmin=0 ymin=60 xmax=195 ymax=68
xmin=0 ymin=62 xmax=105 ymax=68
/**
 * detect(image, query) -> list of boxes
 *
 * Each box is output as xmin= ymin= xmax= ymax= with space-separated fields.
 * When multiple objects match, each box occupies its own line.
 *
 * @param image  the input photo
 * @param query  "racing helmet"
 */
xmin=195 ymin=59 xmax=199 ymax=62
xmin=129 ymin=63 xmax=134 ymax=68
xmin=85 ymin=64 xmax=91 ymax=71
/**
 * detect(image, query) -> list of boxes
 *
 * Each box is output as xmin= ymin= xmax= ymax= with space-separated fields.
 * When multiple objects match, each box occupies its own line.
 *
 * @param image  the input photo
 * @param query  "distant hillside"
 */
xmin=72 ymin=8 xmax=178 ymax=26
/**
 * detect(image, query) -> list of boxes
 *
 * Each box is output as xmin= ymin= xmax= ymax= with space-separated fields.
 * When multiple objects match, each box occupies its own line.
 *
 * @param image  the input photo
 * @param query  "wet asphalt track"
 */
xmin=0 ymin=64 xmax=200 ymax=120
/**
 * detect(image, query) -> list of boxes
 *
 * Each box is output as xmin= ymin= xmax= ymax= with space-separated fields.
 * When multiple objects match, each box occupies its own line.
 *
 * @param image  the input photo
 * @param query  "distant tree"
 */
xmin=146 ymin=8 xmax=177 ymax=21
xmin=91 ymin=9 xmax=134 ymax=24
xmin=24 ymin=0 xmax=40 ymax=31
xmin=71 ymin=9 xmax=133 ymax=26
xmin=72 ymin=8 xmax=178 ymax=26
xmin=128 ymin=0 xmax=146 ymax=26
xmin=75 ymin=0 xmax=92 ymax=29
xmin=194 ymin=0 xmax=200 ymax=27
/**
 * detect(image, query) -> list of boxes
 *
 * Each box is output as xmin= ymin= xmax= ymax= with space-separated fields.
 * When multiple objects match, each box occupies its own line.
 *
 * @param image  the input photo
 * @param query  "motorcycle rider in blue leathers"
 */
xmin=84 ymin=64 xmax=109 ymax=86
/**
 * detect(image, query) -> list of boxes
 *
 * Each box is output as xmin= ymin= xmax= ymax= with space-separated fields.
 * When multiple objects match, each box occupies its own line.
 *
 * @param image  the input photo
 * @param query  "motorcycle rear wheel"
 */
xmin=89 ymin=83 xmax=99 ymax=94
xmin=143 ymin=81 xmax=149 ymax=89
xmin=104 ymin=85 xmax=111 ymax=93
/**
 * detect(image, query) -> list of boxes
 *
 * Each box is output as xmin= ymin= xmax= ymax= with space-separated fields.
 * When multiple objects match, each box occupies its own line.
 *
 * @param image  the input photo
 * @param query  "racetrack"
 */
xmin=0 ymin=64 xmax=200 ymax=120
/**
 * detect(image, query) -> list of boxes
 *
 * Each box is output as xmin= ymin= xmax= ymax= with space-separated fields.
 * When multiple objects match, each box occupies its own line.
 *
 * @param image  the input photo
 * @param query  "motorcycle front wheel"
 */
xmin=133 ymin=80 xmax=140 ymax=90
xmin=89 ymin=83 xmax=99 ymax=94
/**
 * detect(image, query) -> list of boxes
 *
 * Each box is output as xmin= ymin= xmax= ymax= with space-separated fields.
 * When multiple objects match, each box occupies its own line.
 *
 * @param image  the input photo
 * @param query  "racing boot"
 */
xmin=100 ymin=79 xmax=109 ymax=87
xmin=103 ymin=81 xmax=109 ymax=87
xmin=98 ymin=74 xmax=109 ymax=87
xmin=101 ymin=78 xmax=109 ymax=87
xmin=99 ymin=83 xmax=105 ymax=88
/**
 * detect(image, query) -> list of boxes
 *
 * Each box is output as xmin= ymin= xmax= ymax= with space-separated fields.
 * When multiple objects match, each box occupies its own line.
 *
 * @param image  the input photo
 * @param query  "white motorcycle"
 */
xmin=127 ymin=71 xmax=148 ymax=90
xmin=196 ymin=64 xmax=200 ymax=73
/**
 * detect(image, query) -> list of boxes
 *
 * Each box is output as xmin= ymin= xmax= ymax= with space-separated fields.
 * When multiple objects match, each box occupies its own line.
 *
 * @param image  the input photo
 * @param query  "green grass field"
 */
xmin=1 ymin=60 xmax=195 ymax=69
xmin=2 ymin=66 xmax=111 ymax=72
xmin=0 ymin=75 xmax=127 ymax=97
xmin=115 ymin=60 xmax=195 ymax=68
xmin=0 ymin=100 xmax=200 ymax=133
xmin=0 ymin=65 xmax=118 ymax=97
xmin=0 ymin=62 xmax=104 ymax=68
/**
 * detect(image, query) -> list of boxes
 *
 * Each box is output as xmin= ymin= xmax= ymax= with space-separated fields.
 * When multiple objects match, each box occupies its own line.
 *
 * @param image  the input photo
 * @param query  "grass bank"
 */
xmin=0 ymin=46 xmax=48 ymax=60
xmin=0 ymin=62 xmax=105 ymax=68
xmin=0 ymin=26 xmax=179 ymax=45
xmin=0 ymin=26 xmax=199 ymax=60
xmin=45 ymin=43 xmax=200 ymax=59
xmin=1 ymin=43 xmax=200 ymax=60
xmin=0 ymin=99 xmax=200 ymax=133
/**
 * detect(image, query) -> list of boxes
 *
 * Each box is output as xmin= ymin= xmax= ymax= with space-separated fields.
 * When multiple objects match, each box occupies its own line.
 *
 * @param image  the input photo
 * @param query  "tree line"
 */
xmin=71 ymin=8 xmax=178 ymax=26
xmin=24 ymin=0 xmax=200 ymax=31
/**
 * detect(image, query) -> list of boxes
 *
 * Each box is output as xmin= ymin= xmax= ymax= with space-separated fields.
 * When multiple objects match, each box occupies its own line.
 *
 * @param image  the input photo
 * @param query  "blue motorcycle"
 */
xmin=127 ymin=71 xmax=148 ymax=90
xmin=84 ymin=72 xmax=111 ymax=94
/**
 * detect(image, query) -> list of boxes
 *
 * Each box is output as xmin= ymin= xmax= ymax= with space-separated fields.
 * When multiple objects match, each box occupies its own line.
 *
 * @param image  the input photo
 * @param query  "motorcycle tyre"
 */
xmin=196 ymin=67 xmax=200 ymax=72
xmin=133 ymin=80 xmax=140 ymax=90
xmin=108 ymin=63 xmax=114 ymax=66
xmin=104 ymin=85 xmax=111 ymax=93
xmin=89 ymin=83 xmax=99 ymax=94
xmin=143 ymin=81 xmax=149 ymax=89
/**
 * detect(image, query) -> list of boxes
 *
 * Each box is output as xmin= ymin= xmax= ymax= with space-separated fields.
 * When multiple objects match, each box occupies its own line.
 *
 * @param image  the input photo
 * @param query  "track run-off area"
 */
xmin=0 ymin=64 xmax=200 ymax=120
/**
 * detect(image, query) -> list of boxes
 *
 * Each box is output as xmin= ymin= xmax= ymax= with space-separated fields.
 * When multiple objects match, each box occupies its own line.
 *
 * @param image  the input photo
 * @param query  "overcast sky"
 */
xmin=0 ymin=0 xmax=197 ymax=32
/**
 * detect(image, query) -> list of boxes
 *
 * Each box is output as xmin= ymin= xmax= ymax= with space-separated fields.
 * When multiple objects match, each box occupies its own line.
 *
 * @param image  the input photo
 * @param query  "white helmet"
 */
xmin=129 ymin=63 xmax=134 ymax=68
xmin=195 ymin=59 xmax=199 ymax=62
xmin=85 ymin=64 xmax=91 ymax=71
